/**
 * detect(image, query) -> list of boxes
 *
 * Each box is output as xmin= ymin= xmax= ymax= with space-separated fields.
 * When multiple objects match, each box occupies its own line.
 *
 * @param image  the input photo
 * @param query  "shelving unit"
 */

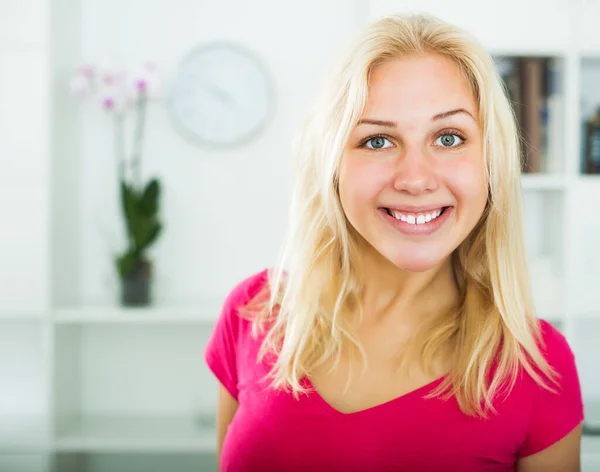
xmin=49 ymin=317 xmax=219 ymax=471
xmin=54 ymin=415 xmax=215 ymax=453
xmin=52 ymin=305 xmax=222 ymax=324
xmin=0 ymin=312 xmax=46 ymax=322
xmin=2 ymin=0 xmax=600 ymax=471
xmin=51 ymin=452 xmax=217 ymax=472
xmin=0 ymin=415 xmax=49 ymax=453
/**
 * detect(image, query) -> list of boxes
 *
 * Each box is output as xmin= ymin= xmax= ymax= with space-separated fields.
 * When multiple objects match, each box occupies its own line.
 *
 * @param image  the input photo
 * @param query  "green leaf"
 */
xmin=116 ymin=250 xmax=138 ymax=278
xmin=140 ymin=179 xmax=160 ymax=216
xmin=120 ymin=180 xmax=139 ymax=241
xmin=132 ymin=218 xmax=162 ymax=252
xmin=141 ymin=221 xmax=162 ymax=249
xmin=119 ymin=178 xmax=162 ymax=257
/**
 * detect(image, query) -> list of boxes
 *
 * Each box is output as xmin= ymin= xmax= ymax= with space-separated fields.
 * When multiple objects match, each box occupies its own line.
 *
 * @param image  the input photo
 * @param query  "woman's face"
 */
xmin=339 ymin=54 xmax=488 ymax=272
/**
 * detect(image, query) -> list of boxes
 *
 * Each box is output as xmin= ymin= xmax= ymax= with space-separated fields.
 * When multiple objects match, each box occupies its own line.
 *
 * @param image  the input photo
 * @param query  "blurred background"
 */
xmin=1 ymin=0 xmax=600 ymax=471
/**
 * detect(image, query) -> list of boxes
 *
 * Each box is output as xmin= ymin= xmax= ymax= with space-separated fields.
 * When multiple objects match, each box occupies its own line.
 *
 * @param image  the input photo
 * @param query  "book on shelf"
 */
xmin=494 ymin=56 xmax=563 ymax=175
xmin=584 ymin=107 xmax=600 ymax=174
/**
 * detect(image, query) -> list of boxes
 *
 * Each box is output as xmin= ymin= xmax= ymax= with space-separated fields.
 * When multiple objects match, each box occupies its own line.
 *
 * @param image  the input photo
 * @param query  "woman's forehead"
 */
xmin=361 ymin=56 xmax=478 ymax=126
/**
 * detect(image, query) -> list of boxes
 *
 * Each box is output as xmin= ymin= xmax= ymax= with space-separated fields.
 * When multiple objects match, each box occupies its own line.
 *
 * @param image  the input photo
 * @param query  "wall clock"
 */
xmin=168 ymin=41 xmax=275 ymax=148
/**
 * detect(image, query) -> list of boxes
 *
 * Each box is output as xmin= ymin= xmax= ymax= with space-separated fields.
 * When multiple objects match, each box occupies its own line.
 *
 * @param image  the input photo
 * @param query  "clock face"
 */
xmin=169 ymin=42 xmax=274 ymax=147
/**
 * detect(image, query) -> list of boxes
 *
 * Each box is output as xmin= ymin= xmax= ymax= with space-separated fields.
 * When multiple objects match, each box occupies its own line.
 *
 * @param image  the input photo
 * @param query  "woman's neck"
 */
xmin=358 ymin=245 xmax=459 ymax=330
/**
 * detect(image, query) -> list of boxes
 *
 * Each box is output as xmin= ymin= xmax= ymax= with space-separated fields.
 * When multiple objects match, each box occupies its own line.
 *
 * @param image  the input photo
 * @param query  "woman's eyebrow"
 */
xmin=356 ymin=118 xmax=397 ymax=127
xmin=357 ymin=108 xmax=476 ymax=128
xmin=432 ymin=108 xmax=476 ymax=122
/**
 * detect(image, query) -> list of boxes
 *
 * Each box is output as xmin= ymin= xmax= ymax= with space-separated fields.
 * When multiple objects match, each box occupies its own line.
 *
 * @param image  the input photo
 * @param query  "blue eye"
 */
xmin=364 ymin=136 xmax=393 ymax=149
xmin=434 ymin=133 xmax=464 ymax=147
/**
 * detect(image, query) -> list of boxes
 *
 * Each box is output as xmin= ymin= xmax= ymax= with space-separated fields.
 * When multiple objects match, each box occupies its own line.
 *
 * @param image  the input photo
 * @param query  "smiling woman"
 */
xmin=204 ymin=12 xmax=584 ymax=472
xmin=340 ymin=55 xmax=487 ymax=273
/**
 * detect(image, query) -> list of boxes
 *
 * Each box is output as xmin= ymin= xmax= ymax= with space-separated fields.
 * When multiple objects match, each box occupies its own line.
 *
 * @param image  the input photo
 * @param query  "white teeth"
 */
xmin=390 ymin=208 xmax=444 ymax=225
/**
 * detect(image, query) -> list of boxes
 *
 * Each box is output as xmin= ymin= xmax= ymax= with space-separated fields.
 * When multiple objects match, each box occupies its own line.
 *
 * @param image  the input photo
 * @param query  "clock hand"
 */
xmin=207 ymin=82 xmax=234 ymax=106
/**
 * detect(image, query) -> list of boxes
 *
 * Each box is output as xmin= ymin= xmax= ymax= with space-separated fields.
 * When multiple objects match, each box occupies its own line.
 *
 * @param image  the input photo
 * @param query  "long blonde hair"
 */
xmin=244 ymin=13 xmax=557 ymax=417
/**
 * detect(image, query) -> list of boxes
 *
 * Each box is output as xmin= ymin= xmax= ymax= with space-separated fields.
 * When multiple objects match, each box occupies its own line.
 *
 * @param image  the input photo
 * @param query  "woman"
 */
xmin=204 ymin=13 xmax=584 ymax=472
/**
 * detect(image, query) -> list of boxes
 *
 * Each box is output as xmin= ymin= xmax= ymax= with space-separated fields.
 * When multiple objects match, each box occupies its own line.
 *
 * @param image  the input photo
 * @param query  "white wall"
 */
xmin=0 ymin=0 xmax=50 ymax=315
xmin=55 ymin=0 xmax=365 ymax=307
xmin=56 ymin=0 xmax=600 ymax=420
xmin=54 ymin=0 xmax=584 ymax=310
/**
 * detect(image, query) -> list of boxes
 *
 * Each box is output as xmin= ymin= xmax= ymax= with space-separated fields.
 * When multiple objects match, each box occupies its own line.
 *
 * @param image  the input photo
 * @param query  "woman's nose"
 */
xmin=392 ymin=147 xmax=439 ymax=195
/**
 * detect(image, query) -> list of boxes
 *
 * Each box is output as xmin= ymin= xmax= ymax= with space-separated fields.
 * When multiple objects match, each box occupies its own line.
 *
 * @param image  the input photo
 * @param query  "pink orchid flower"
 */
xmin=127 ymin=61 xmax=162 ymax=100
xmin=97 ymin=65 xmax=130 ymax=114
xmin=70 ymin=60 xmax=163 ymax=114
xmin=69 ymin=64 xmax=96 ymax=98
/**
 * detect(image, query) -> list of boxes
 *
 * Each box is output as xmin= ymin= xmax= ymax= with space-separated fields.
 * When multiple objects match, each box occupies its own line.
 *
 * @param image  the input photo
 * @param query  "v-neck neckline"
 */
xmin=304 ymin=374 xmax=448 ymax=420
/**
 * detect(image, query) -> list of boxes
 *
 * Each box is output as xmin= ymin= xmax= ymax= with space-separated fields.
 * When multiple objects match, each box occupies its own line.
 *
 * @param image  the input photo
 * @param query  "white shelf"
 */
xmin=0 ymin=313 xmax=45 ymax=322
xmin=52 ymin=305 xmax=222 ymax=325
xmin=44 ymin=413 xmax=600 ymax=458
xmin=54 ymin=415 xmax=216 ymax=453
xmin=574 ymin=175 xmax=600 ymax=185
xmin=0 ymin=415 xmax=48 ymax=452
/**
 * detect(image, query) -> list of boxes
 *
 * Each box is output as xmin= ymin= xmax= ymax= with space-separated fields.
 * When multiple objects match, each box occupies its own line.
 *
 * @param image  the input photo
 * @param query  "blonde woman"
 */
xmin=205 ymin=13 xmax=584 ymax=472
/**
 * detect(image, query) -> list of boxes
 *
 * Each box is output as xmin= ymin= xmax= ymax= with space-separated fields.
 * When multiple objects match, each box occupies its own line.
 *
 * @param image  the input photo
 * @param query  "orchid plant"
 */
xmin=70 ymin=62 xmax=164 ymax=286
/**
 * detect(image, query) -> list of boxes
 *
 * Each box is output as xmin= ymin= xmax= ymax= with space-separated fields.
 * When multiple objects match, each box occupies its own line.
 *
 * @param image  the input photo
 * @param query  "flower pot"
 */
xmin=120 ymin=258 xmax=153 ymax=307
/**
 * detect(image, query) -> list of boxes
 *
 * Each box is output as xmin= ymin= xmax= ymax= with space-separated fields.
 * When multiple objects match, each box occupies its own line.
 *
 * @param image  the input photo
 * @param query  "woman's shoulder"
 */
xmin=504 ymin=318 xmax=580 ymax=400
xmin=204 ymin=268 xmax=273 ymax=399
xmin=220 ymin=267 xmax=285 ymax=326
xmin=535 ymin=318 xmax=575 ymax=368
xmin=512 ymin=319 xmax=585 ymax=457
xmin=518 ymin=317 xmax=583 ymax=408
xmin=205 ymin=268 xmax=273 ymax=353
xmin=222 ymin=267 xmax=271 ymax=311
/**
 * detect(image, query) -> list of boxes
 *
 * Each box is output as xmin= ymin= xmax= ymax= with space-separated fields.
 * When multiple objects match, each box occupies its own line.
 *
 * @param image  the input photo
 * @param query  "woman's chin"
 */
xmin=386 ymin=251 xmax=448 ymax=273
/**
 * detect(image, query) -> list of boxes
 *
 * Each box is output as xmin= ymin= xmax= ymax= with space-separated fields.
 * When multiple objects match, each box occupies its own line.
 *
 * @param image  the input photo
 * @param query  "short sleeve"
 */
xmin=203 ymin=269 xmax=269 ymax=401
xmin=517 ymin=320 xmax=585 ymax=458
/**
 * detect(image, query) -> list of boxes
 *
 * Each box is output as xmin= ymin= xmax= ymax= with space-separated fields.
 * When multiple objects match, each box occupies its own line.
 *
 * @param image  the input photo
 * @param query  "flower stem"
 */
xmin=115 ymin=114 xmax=133 ymax=249
xmin=131 ymin=94 xmax=147 ymax=191
xmin=115 ymin=114 xmax=125 ymax=182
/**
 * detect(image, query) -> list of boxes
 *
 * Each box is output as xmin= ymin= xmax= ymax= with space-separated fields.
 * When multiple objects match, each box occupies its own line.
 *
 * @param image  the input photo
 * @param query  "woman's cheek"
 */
xmin=444 ymin=159 xmax=487 ymax=200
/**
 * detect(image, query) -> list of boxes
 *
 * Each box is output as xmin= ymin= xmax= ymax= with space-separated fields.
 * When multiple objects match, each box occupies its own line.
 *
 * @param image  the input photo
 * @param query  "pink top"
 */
xmin=204 ymin=269 xmax=585 ymax=472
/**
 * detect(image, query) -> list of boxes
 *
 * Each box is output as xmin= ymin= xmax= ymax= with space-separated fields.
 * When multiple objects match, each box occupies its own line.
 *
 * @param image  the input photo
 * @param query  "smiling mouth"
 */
xmin=383 ymin=206 xmax=451 ymax=225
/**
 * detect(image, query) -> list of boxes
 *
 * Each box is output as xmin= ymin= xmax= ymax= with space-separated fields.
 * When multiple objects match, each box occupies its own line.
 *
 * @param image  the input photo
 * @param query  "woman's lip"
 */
xmin=380 ymin=205 xmax=452 ymax=214
xmin=379 ymin=206 xmax=453 ymax=236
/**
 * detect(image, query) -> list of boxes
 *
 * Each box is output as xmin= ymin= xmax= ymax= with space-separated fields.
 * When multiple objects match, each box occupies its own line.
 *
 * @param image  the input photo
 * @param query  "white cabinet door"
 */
xmin=583 ymin=455 xmax=600 ymax=472
xmin=582 ymin=437 xmax=600 ymax=472
xmin=0 ymin=454 xmax=48 ymax=472
xmin=369 ymin=0 xmax=572 ymax=54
